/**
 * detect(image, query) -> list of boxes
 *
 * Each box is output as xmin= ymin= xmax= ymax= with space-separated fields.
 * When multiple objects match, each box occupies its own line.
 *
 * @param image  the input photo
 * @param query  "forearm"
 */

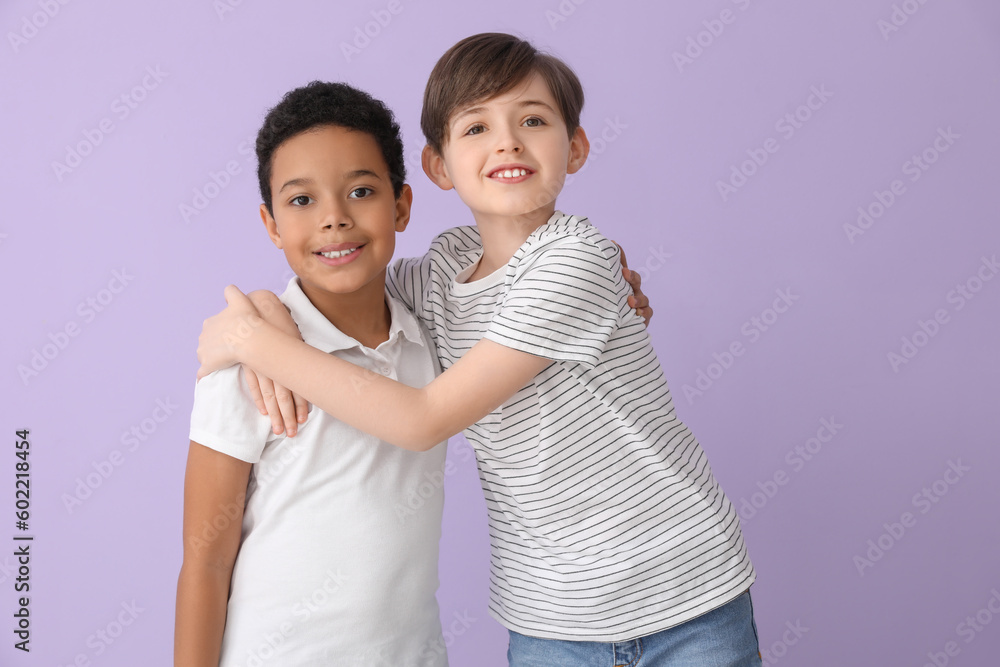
xmin=238 ymin=322 xmax=445 ymax=450
xmin=174 ymin=563 xmax=232 ymax=666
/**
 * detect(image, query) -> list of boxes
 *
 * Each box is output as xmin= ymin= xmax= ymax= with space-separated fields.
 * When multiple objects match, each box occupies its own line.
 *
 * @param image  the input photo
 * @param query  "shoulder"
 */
xmin=192 ymin=366 xmax=253 ymax=404
xmin=516 ymin=213 xmax=620 ymax=276
xmin=385 ymin=294 xmax=441 ymax=368
xmin=398 ymin=225 xmax=483 ymax=282
xmin=190 ymin=366 xmax=272 ymax=462
xmin=428 ymin=225 xmax=482 ymax=261
xmin=190 ymin=367 xmax=263 ymax=438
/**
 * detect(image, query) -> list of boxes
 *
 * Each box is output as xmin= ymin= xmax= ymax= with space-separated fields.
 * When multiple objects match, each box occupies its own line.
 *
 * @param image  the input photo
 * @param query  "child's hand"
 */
xmin=616 ymin=243 xmax=653 ymax=327
xmin=243 ymin=368 xmax=309 ymax=437
xmin=196 ymin=285 xmax=262 ymax=380
xmin=242 ymin=290 xmax=310 ymax=437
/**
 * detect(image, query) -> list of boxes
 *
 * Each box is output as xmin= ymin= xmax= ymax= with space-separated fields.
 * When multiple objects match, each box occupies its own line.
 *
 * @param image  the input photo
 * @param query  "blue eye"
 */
xmin=290 ymin=195 xmax=313 ymax=206
xmin=349 ymin=187 xmax=374 ymax=199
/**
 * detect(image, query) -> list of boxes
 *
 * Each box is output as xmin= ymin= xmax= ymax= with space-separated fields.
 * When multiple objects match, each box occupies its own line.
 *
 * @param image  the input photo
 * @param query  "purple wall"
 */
xmin=2 ymin=0 xmax=998 ymax=665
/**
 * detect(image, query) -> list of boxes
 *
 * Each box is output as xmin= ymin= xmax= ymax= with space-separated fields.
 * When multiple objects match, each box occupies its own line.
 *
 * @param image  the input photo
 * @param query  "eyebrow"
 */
xmin=452 ymin=99 xmax=558 ymax=126
xmin=278 ymin=177 xmax=313 ymax=194
xmin=277 ymin=170 xmax=382 ymax=193
xmin=518 ymin=99 xmax=558 ymax=114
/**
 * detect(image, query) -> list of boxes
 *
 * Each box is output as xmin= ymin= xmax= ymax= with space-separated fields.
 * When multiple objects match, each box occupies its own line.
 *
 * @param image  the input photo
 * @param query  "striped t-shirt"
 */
xmin=386 ymin=211 xmax=755 ymax=641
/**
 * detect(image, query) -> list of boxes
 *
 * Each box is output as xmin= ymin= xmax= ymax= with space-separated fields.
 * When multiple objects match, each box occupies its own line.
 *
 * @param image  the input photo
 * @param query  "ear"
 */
xmin=566 ymin=126 xmax=590 ymax=175
xmin=421 ymin=144 xmax=454 ymax=191
xmin=260 ymin=203 xmax=283 ymax=249
xmin=394 ymin=184 xmax=413 ymax=232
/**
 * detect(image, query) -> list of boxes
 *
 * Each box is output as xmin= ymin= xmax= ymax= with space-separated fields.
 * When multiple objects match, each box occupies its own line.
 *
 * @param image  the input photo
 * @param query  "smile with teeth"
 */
xmin=319 ymin=247 xmax=360 ymax=258
xmin=491 ymin=168 xmax=530 ymax=179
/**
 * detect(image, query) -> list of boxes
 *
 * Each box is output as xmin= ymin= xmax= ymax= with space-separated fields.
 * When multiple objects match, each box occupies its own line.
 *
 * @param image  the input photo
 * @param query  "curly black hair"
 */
xmin=256 ymin=81 xmax=406 ymax=215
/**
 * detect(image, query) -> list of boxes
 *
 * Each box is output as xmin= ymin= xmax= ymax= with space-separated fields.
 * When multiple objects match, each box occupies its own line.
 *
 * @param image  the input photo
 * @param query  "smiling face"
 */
xmin=422 ymin=73 xmax=588 ymax=225
xmin=261 ymin=124 xmax=410 ymax=304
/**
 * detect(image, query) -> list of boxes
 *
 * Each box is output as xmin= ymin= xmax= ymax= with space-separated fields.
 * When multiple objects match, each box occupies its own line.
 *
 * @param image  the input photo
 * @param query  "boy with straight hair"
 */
xmin=197 ymin=33 xmax=760 ymax=665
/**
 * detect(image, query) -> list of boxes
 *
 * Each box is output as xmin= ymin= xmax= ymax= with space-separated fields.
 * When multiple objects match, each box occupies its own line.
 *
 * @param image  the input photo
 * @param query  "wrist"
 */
xmin=233 ymin=316 xmax=273 ymax=364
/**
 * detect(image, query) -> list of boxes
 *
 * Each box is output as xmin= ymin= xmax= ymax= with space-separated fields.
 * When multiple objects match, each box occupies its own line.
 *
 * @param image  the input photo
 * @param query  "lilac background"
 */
xmin=2 ymin=0 xmax=999 ymax=665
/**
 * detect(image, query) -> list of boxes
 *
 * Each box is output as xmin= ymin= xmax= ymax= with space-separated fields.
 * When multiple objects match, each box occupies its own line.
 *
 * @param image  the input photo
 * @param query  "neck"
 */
xmin=298 ymin=274 xmax=391 ymax=349
xmin=469 ymin=205 xmax=557 ymax=278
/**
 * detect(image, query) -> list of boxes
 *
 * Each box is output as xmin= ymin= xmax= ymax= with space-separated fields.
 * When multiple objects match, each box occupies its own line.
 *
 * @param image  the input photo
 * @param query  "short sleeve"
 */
xmin=386 ymin=255 xmax=426 ymax=314
xmin=188 ymin=366 xmax=274 ymax=463
xmin=485 ymin=237 xmax=625 ymax=368
xmin=386 ymin=226 xmax=484 ymax=328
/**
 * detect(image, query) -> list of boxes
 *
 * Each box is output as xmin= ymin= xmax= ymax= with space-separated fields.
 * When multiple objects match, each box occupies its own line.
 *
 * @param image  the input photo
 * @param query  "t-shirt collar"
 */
xmin=277 ymin=276 xmax=425 ymax=354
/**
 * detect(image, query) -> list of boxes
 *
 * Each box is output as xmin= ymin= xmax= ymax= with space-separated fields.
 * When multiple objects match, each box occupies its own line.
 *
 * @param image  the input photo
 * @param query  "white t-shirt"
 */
xmin=387 ymin=211 xmax=755 ymax=642
xmin=189 ymin=277 xmax=448 ymax=666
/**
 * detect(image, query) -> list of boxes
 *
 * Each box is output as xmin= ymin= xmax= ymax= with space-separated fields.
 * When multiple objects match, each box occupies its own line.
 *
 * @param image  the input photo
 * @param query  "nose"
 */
xmin=320 ymin=201 xmax=354 ymax=230
xmin=493 ymin=125 xmax=522 ymax=154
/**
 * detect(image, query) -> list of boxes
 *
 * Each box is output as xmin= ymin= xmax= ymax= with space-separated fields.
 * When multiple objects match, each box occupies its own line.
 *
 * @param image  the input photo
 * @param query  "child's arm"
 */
xmin=240 ymin=290 xmax=310 ymax=438
xmin=241 ymin=246 xmax=652 ymax=437
xmin=198 ymin=237 xmax=627 ymax=451
xmin=174 ymin=441 xmax=250 ymax=666
xmin=201 ymin=300 xmax=549 ymax=450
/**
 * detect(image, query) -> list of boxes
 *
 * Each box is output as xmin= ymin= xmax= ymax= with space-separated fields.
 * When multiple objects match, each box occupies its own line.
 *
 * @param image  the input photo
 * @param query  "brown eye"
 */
xmin=348 ymin=187 xmax=374 ymax=199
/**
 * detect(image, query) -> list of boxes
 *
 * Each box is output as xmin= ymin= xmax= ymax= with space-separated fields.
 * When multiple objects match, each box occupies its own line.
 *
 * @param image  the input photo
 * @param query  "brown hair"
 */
xmin=420 ymin=33 xmax=585 ymax=154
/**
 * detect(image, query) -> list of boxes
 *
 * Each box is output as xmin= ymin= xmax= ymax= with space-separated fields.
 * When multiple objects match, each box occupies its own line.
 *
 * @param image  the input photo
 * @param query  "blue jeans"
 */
xmin=507 ymin=590 xmax=762 ymax=667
